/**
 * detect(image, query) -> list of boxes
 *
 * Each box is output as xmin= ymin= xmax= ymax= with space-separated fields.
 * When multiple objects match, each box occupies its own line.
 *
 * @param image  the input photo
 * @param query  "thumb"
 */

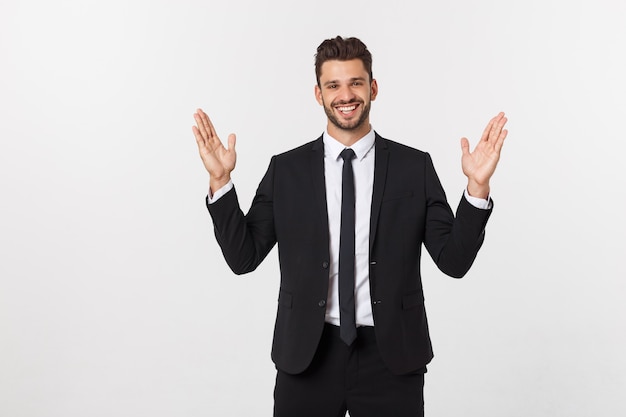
xmin=460 ymin=137 xmax=470 ymax=157
xmin=227 ymin=133 xmax=237 ymax=152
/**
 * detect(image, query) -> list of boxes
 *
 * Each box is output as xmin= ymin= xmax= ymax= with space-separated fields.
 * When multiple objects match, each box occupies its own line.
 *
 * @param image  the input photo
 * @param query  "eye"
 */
xmin=352 ymin=81 xmax=363 ymax=86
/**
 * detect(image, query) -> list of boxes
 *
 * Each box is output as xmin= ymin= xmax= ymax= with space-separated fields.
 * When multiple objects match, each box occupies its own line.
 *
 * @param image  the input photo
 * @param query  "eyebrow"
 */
xmin=322 ymin=77 xmax=367 ymax=87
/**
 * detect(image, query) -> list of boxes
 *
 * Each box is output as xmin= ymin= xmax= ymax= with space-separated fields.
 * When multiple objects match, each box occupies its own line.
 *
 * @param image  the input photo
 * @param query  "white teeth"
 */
xmin=337 ymin=105 xmax=356 ymax=113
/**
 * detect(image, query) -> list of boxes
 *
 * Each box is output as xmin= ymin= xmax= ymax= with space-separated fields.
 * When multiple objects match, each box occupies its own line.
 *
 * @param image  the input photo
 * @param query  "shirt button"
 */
xmin=322 ymin=261 xmax=329 ymax=269
xmin=318 ymin=300 xmax=326 ymax=307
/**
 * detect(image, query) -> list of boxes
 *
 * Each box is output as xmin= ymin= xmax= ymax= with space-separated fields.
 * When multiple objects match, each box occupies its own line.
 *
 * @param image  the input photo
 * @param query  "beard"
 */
xmin=323 ymin=98 xmax=371 ymax=131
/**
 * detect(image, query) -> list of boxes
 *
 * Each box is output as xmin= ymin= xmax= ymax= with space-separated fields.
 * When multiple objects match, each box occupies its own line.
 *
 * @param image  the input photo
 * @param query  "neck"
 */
xmin=327 ymin=122 xmax=372 ymax=147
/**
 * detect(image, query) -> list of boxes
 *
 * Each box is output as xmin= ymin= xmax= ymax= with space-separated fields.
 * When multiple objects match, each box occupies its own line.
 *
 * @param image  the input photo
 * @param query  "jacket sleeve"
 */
xmin=206 ymin=157 xmax=277 ymax=275
xmin=422 ymin=153 xmax=492 ymax=278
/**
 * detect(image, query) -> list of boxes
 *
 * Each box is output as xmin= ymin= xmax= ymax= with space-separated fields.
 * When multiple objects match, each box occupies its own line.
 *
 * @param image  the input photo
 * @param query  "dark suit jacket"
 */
xmin=207 ymin=133 xmax=491 ymax=375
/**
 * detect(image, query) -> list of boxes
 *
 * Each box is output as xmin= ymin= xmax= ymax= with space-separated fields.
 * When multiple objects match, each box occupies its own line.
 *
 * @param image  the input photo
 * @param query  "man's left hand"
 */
xmin=461 ymin=112 xmax=509 ymax=199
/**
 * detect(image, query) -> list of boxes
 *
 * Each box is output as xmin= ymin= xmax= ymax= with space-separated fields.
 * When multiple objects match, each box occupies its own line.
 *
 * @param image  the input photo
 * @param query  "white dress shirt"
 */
xmin=322 ymin=129 xmax=376 ymax=326
xmin=207 ymin=128 xmax=491 ymax=328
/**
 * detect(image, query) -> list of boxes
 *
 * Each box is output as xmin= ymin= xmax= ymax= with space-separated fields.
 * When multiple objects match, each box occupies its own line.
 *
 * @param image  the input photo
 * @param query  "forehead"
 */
xmin=319 ymin=59 xmax=369 ymax=82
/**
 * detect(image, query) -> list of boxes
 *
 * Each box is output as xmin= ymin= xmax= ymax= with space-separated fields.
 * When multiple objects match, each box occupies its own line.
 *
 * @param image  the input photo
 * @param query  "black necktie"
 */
xmin=339 ymin=148 xmax=357 ymax=345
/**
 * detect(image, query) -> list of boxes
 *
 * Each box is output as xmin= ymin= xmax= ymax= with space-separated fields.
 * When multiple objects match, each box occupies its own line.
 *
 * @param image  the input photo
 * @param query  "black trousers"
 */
xmin=274 ymin=324 xmax=425 ymax=417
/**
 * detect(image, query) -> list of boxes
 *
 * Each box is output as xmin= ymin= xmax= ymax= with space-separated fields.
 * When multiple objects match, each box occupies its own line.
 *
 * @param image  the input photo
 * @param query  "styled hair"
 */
xmin=314 ymin=36 xmax=373 ymax=86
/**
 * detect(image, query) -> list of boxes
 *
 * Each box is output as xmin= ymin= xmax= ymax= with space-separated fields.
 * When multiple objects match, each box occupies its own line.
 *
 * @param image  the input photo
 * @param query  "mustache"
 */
xmin=331 ymin=98 xmax=362 ymax=107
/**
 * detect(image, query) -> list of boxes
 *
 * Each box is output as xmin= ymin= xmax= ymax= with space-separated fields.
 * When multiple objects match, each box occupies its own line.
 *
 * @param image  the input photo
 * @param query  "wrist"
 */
xmin=210 ymin=175 xmax=231 ymax=194
xmin=466 ymin=180 xmax=490 ymax=200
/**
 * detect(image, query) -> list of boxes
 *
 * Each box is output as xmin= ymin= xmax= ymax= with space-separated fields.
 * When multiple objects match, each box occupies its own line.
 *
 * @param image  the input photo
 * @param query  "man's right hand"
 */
xmin=192 ymin=108 xmax=237 ymax=192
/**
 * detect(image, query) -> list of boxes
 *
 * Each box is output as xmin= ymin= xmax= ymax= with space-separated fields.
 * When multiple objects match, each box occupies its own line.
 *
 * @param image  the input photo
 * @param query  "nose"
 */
xmin=336 ymin=85 xmax=357 ymax=103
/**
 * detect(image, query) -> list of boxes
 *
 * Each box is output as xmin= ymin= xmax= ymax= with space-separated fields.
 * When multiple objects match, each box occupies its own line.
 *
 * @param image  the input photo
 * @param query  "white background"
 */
xmin=1 ymin=0 xmax=625 ymax=416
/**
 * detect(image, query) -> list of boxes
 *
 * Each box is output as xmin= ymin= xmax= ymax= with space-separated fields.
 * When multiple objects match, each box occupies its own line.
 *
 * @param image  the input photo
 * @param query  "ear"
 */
xmin=314 ymin=84 xmax=323 ymax=105
xmin=370 ymin=79 xmax=378 ymax=101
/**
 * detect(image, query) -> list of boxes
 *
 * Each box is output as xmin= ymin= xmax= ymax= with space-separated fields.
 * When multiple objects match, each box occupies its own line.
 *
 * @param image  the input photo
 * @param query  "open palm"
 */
xmin=461 ymin=112 xmax=508 ymax=195
xmin=192 ymin=108 xmax=237 ymax=190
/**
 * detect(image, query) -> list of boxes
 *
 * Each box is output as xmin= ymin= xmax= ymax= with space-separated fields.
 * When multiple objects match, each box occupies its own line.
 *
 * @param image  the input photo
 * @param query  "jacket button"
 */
xmin=322 ymin=261 xmax=329 ymax=269
xmin=318 ymin=300 xmax=326 ymax=307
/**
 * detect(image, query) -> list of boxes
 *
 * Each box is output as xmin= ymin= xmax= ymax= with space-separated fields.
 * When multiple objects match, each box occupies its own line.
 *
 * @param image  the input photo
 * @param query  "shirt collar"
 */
xmin=323 ymin=128 xmax=376 ymax=162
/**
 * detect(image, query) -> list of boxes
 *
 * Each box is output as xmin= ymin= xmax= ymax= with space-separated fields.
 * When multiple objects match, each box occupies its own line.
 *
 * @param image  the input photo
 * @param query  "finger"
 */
xmin=205 ymin=112 xmax=219 ymax=140
xmin=197 ymin=109 xmax=213 ymax=139
xmin=493 ymin=129 xmax=508 ymax=153
xmin=480 ymin=116 xmax=497 ymax=143
xmin=493 ymin=114 xmax=507 ymax=132
xmin=488 ymin=112 xmax=505 ymax=141
xmin=495 ymin=117 xmax=508 ymax=139
xmin=200 ymin=112 xmax=225 ymax=153
xmin=196 ymin=108 xmax=218 ymax=141
xmin=227 ymin=133 xmax=237 ymax=152
xmin=192 ymin=125 xmax=208 ymax=149
xmin=460 ymin=137 xmax=470 ymax=156
xmin=499 ymin=115 xmax=508 ymax=130
xmin=194 ymin=110 xmax=210 ymax=140
xmin=487 ymin=113 xmax=507 ymax=145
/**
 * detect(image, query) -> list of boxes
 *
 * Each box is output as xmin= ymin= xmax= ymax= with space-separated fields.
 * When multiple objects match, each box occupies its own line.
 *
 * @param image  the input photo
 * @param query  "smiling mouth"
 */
xmin=336 ymin=104 xmax=358 ymax=114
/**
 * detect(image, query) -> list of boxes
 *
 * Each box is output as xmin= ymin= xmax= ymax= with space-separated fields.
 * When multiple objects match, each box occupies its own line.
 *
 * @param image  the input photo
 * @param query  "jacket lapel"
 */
xmin=310 ymin=136 xmax=330 ymax=239
xmin=369 ymin=134 xmax=389 ymax=253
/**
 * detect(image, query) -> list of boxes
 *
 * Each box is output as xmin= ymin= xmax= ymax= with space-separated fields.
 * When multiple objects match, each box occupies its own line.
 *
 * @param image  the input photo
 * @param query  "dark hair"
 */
xmin=314 ymin=36 xmax=373 ymax=86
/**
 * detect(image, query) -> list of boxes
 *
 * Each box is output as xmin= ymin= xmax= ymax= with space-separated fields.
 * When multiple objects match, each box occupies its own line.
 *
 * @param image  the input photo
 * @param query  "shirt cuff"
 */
xmin=464 ymin=189 xmax=492 ymax=210
xmin=207 ymin=180 xmax=234 ymax=204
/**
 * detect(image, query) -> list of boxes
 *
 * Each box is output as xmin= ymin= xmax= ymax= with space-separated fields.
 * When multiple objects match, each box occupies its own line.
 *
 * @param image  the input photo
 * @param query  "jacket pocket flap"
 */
xmin=383 ymin=191 xmax=413 ymax=202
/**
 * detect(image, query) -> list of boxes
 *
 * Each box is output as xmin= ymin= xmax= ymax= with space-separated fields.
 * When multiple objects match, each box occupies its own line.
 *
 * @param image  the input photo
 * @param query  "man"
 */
xmin=193 ymin=36 xmax=507 ymax=417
